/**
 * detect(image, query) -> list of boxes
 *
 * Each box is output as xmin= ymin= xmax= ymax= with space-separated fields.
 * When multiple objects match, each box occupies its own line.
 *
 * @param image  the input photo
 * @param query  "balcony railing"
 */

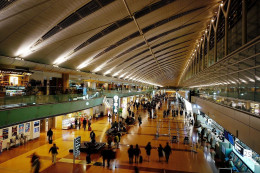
xmin=197 ymin=93 xmax=260 ymax=117
xmin=0 ymin=87 xmax=152 ymax=109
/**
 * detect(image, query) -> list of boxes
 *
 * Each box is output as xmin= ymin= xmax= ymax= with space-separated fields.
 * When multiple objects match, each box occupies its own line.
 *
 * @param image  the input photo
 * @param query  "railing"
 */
xmin=0 ymin=88 xmax=153 ymax=109
xmin=197 ymin=93 xmax=260 ymax=117
xmin=0 ymin=91 xmax=101 ymax=109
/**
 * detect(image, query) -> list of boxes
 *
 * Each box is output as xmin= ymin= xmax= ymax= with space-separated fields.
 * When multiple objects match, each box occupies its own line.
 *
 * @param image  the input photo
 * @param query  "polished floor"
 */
xmin=0 ymin=100 xmax=215 ymax=173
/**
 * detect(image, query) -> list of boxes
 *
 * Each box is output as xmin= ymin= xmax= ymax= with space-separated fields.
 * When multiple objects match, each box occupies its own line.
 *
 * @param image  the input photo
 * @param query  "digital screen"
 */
xmin=228 ymin=133 xmax=234 ymax=145
xmin=224 ymin=130 xmax=229 ymax=140
xmin=34 ymin=121 xmax=39 ymax=127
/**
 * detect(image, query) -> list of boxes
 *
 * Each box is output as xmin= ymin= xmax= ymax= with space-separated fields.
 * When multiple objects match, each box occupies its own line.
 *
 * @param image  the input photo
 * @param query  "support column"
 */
xmin=214 ymin=32 xmax=217 ymax=62
xmin=202 ymin=43 xmax=205 ymax=71
xmin=225 ymin=16 xmax=228 ymax=56
xmin=62 ymin=73 xmax=69 ymax=93
xmin=242 ymin=0 xmax=247 ymax=45
xmin=207 ymin=38 xmax=210 ymax=67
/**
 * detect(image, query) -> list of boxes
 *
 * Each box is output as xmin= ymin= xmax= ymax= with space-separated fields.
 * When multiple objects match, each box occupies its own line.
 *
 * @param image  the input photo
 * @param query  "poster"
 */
xmin=12 ymin=126 xmax=17 ymax=136
xmin=3 ymin=128 xmax=8 ymax=140
xmin=19 ymin=124 xmax=24 ymax=134
xmin=25 ymin=123 xmax=30 ymax=133
xmin=34 ymin=127 xmax=39 ymax=133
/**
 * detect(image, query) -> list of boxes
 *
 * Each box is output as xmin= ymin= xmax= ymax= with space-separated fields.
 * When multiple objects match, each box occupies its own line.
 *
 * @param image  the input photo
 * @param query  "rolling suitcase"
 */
xmin=139 ymin=155 xmax=143 ymax=163
xmin=88 ymin=126 xmax=92 ymax=131
xmin=49 ymin=140 xmax=52 ymax=144
xmin=86 ymin=155 xmax=91 ymax=164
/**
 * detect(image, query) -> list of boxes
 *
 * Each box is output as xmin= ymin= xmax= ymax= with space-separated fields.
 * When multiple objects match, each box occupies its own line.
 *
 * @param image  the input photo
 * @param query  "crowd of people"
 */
xmin=31 ymin=93 xmax=186 ymax=172
xmin=127 ymin=142 xmax=172 ymax=164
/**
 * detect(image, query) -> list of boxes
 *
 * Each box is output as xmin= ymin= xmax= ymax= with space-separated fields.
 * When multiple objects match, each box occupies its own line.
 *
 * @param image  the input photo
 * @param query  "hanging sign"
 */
xmin=113 ymin=95 xmax=119 ymax=113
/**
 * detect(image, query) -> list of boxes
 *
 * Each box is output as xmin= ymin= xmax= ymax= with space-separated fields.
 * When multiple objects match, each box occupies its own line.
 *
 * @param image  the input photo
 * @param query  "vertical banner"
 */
xmin=73 ymin=136 xmax=81 ymax=163
xmin=113 ymin=95 xmax=119 ymax=114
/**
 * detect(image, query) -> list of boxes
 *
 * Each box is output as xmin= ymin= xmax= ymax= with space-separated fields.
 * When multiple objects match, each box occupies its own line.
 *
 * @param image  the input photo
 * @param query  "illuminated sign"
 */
xmin=0 ymin=69 xmax=32 ymax=75
xmin=235 ymin=142 xmax=244 ymax=156
xmin=113 ymin=95 xmax=119 ymax=113
xmin=244 ymin=149 xmax=252 ymax=158
xmin=73 ymin=136 xmax=81 ymax=157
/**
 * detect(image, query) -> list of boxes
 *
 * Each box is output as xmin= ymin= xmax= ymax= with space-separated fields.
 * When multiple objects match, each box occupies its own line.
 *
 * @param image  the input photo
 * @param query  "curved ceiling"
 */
xmin=0 ymin=0 xmax=220 ymax=87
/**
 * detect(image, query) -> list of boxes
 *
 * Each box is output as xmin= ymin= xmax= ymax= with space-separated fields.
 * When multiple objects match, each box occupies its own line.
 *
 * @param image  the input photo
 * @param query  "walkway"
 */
xmin=0 ymin=99 xmax=214 ymax=173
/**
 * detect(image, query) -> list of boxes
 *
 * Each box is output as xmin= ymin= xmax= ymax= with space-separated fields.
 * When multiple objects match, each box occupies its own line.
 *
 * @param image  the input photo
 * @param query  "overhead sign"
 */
xmin=73 ymin=136 xmax=81 ymax=158
xmin=113 ymin=95 xmax=119 ymax=113
xmin=0 ymin=69 xmax=32 ymax=75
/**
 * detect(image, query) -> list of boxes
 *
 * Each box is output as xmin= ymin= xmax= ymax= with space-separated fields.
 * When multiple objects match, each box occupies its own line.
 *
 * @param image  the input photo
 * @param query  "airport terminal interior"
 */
xmin=0 ymin=0 xmax=260 ymax=172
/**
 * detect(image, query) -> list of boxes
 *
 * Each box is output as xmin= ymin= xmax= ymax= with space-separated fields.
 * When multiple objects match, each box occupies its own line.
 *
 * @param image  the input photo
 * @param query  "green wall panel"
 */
xmin=0 ymin=97 xmax=104 ymax=128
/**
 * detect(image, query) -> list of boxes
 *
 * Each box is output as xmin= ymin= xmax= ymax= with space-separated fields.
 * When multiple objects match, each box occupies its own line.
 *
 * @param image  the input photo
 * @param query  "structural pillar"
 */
xmin=214 ymin=32 xmax=217 ymax=62
xmin=242 ymin=0 xmax=247 ymax=45
xmin=224 ymin=16 xmax=228 ymax=56
xmin=62 ymin=73 xmax=69 ymax=93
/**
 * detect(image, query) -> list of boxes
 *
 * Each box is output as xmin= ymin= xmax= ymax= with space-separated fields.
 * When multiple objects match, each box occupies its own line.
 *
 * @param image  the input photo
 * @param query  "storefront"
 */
xmin=0 ymin=69 xmax=32 ymax=96
xmin=55 ymin=105 xmax=105 ymax=130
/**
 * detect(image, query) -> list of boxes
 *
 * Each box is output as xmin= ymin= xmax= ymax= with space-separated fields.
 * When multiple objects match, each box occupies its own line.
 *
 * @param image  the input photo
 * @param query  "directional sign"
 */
xmin=73 ymin=136 xmax=81 ymax=158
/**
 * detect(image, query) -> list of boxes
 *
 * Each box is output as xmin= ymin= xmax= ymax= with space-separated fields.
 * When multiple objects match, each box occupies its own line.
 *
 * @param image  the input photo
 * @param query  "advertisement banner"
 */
xmin=19 ymin=124 xmax=24 ymax=134
xmin=3 ymin=128 xmax=8 ymax=140
xmin=12 ymin=126 xmax=17 ymax=136
xmin=25 ymin=123 xmax=30 ymax=133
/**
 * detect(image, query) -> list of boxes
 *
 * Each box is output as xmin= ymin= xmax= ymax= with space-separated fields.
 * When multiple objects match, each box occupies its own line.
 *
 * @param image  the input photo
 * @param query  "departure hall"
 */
xmin=0 ymin=0 xmax=259 ymax=172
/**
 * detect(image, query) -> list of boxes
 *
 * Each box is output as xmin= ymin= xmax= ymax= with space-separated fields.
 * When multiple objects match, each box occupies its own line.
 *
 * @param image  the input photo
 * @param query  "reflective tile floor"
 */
xmin=0 ymin=100 xmax=216 ymax=173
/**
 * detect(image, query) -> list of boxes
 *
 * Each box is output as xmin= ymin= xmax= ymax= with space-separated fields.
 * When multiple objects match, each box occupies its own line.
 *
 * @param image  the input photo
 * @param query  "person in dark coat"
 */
xmin=128 ymin=145 xmax=134 ymax=164
xmin=90 ymin=131 xmax=96 ymax=143
xmin=49 ymin=143 xmax=59 ymax=164
xmin=145 ymin=142 xmax=152 ymax=162
xmin=138 ymin=115 xmax=142 ymax=127
xmin=158 ymin=144 xmax=163 ymax=162
xmin=107 ymin=135 xmax=112 ymax=147
xmin=83 ymin=118 xmax=87 ymax=131
xmin=101 ymin=146 xmax=113 ymax=167
xmin=163 ymin=142 xmax=172 ymax=163
xmin=31 ymin=153 xmax=40 ymax=173
xmin=134 ymin=144 xmax=141 ymax=163
xmin=75 ymin=119 xmax=78 ymax=129
xmin=47 ymin=128 xmax=53 ymax=143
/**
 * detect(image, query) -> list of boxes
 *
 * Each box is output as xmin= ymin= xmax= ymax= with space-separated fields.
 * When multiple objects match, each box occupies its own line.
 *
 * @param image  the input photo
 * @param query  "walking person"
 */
xmin=101 ymin=146 xmax=113 ymax=168
xmin=114 ymin=135 xmax=119 ymax=149
xmin=47 ymin=128 xmax=53 ymax=144
xmin=107 ymin=135 xmax=112 ymax=147
xmin=145 ymin=142 xmax=152 ymax=162
xmin=138 ymin=115 xmax=142 ymax=127
xmin=128 ymin=145 xmax=134 ymax=164
xmin=158 ymin=144 xmax=163 ymax=162
xmin=88 ymin=119 xmax=92 ymax=131
xmin=75 ymin=119 xmax=78 ymax=129
xmin=83 ymin=118 xmax=87 ymax=131
xmin=134 ymin=144 xmax=141 ymax=163
xmin=90 ymin=131 xmax=96 ymax=143
xmin=163 ymin=142 xmax=172 ymax=163
xmin=49 ymin=143 xmax=59 ymax=164
xmin=31 ymin=153 xmax=40 ymax=173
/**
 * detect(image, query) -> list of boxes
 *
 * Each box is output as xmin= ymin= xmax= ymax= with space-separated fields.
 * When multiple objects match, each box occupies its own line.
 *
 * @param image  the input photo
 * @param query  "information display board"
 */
xmin=73 ymin=136 xmax=81 ymax=159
